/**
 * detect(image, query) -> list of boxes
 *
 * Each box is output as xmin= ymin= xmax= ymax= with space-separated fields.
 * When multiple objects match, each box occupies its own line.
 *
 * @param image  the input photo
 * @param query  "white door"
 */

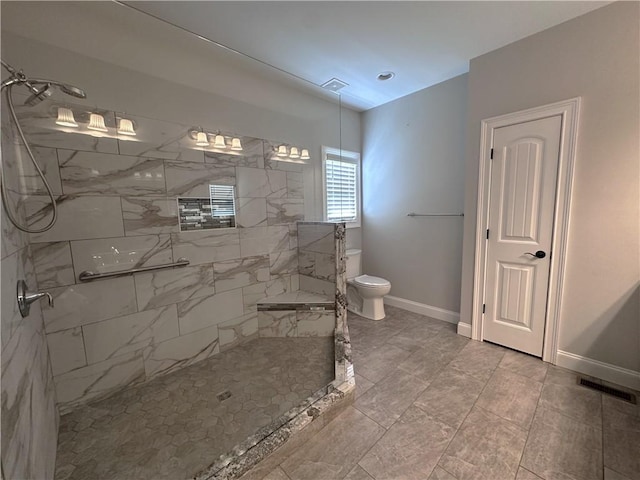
xmin=483 ymin=115 xmax=562 ymax=356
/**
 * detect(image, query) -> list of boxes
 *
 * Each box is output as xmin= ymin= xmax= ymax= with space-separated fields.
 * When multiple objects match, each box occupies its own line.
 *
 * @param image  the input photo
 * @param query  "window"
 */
xmin=209 ymin=184 xmax=236 ymax=219
xmin=322 ymin=146 xmax=361 ymax=227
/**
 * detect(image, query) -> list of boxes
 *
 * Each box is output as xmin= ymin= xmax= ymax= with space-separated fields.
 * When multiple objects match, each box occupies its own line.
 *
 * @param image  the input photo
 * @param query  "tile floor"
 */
xmin=53 ymin=337 xmax=334 ymax=480
xmin=247 ymin=305 xmax=639 ymax=480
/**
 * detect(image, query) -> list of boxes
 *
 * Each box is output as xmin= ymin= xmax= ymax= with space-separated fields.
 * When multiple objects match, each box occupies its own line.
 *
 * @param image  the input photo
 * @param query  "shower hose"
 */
xmin=1 ymin=83 xmax=58 ymax=233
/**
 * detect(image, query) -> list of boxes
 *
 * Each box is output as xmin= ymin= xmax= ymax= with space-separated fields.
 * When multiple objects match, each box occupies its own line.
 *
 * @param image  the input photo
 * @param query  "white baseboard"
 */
xmin=556 ymin=350 xmax=640 ymax=391
xmin=384 ymin=295 xmax=460 ymax=325
xmin=457 ymin=322 xmax=471 ymax=338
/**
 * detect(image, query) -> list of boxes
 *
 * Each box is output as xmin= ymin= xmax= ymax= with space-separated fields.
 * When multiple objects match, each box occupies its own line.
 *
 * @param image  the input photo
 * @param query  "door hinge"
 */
xmin=490 ymin=148 xmax=494 ymax=159
xmin=486 ymin=229 xmax=490 ymax=240
xmin=482 ymin=304 xmax=486 ymax=314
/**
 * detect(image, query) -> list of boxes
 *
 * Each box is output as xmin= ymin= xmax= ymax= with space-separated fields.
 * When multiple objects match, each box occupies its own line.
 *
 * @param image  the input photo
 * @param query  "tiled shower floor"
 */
xmin=54 ymin=337 xmax=334 ymax=480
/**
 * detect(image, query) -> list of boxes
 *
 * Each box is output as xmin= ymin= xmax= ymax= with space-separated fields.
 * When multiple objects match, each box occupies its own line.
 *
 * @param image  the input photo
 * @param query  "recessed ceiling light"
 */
xmin=377 ymin=71 xmax=395 ymax=81
xmin=321 ymin=78 xmax=349 ymax=92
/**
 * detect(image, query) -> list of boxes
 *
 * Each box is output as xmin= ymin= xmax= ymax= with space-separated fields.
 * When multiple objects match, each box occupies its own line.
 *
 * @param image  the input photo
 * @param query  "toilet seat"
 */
xmin=353 ymin=274 xmax=390 ymax=288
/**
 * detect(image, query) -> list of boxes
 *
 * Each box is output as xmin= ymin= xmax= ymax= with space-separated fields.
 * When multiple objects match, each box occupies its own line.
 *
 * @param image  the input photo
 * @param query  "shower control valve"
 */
xmin=17 ymin=280 xmax=54 ymax=318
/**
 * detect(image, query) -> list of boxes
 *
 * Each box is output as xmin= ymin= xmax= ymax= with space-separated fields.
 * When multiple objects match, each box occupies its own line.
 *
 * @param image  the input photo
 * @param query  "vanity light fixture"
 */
xmin=117 ymin=118 xmax=136 ymax=136
xmin=289 ymin=147 xmax=300 ymax=159
xmin=195 ymin=131 xmax=210 ymax=147
xmin=55 ymin=107 xmax=78 ymax=128
xmin=87 ymin=113 xmax=108 ymax=132
xmin=230 ymin=137 xmax=243 ymax=151
xmin=214 ymin=134 xmax=226 ymax=149
xmin=277 ymin=145 xmax=288 ymax=157
xmin=300 ymin=149 xmax=310 ymax=160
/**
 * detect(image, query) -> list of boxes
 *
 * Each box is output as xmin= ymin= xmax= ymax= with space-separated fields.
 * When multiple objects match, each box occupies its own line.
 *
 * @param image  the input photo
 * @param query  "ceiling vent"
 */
xmin=321 ymin=78 xmax=348 ymax=92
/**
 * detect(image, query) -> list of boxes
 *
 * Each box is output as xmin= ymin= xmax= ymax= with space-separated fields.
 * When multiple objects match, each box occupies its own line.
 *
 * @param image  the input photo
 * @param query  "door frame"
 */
xmin=471 ymin=98 xmax=581 ymax=364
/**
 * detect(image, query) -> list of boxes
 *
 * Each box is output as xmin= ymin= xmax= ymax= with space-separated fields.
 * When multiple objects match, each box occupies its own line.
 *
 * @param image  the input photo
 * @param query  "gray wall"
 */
xmin=460 ymin=2 xmax=639 ymax=372
xmin=362 ymin=74 xmax=467 ymax=313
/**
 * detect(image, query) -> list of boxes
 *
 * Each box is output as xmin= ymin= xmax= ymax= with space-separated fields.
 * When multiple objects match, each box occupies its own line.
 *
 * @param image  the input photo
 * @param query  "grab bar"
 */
xmin=407 ymin=213 xmax=464 ymax=217
xmin=78 ymin=258 xmax=190 ymax=282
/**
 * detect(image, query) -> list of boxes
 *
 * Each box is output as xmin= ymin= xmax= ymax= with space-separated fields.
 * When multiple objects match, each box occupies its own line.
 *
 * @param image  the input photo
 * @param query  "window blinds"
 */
xmin=208 ymin=185 xmax=236 ymax=218
xmin=325 ymin=155 xmax=358 ymax=222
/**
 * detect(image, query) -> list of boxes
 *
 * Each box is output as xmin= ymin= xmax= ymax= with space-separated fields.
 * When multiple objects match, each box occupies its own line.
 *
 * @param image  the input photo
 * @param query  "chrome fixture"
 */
xmin=17 ymin=280 xmax=54 ymax=318
xmin=79 ymin=257 xmax=190 ymax=282
xmin=1 ymin=60 xmax=87 ymax=233
xmin=407 ymin=212 xmax=464 ymax=217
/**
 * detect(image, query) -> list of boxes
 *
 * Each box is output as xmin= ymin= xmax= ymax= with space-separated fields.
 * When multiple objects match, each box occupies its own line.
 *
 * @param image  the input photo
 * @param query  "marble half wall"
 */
xmin=16 ymin=103 xmax=308 ymax=413
xmin=1 ymin=103 xmax=58 ymax=479
xmin=297 ymin=222 xmax=337 ymax=296
xmin=257 ymin=222 xmax=346 ymax=338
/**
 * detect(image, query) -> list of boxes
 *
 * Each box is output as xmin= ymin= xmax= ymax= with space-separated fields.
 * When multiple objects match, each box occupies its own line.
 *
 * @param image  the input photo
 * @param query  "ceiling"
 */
xmin=125 ymin=1 xmax=608 ymax=111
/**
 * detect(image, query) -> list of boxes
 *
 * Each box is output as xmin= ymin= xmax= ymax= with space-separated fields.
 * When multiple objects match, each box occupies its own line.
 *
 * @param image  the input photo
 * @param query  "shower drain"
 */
xmin=217 ymin=390 xmax=232 ymax=402
xmin=578 ymin=377 xmax=637 ymax=404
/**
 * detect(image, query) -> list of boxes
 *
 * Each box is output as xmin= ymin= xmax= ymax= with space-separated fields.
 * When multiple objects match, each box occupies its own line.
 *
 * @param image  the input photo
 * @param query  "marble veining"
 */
xmin=31 ymin=241 xmax=76 ymax=288
xmin=165 ymin=161 xmax=235 ymax=197
xmin=134 ymin=264 xmax=215 ymax=311
xmin=213 ymin=255 xmax=271 ymax=292
xmin=58 ymin=149 xmax=166 ymax=196
xmin=256 ymin=290 xmax=334 ymax=305
xmin=122 ymin=197 xmax=179 ymax=236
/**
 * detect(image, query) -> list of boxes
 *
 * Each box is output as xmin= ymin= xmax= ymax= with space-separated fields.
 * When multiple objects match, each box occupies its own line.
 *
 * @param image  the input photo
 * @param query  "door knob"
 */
xmin=524 ymin=250 xmax=546 ymax=259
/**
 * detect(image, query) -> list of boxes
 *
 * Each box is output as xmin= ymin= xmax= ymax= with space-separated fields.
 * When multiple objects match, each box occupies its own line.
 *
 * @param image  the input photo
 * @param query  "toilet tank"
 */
xmin=346 ymin=249 xmax=362 ymax=280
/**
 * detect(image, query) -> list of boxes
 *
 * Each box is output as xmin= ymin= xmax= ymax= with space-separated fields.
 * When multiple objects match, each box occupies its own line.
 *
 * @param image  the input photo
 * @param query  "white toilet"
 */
xmin=345 ymin=249 xmax=391 ymax=320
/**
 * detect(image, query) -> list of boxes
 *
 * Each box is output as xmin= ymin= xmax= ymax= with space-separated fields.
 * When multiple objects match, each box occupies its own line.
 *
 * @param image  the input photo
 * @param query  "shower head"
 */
xmin=58 ymin=82 xmax=86 ymax=99
xmin=24 ymin=83 xmax=53 ymax=106
xmin=1 ymin=61 xmax=87 ymax=104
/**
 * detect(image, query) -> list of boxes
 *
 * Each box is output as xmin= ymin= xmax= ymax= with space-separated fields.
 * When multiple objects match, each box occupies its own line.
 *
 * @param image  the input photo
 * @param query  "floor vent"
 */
xmin=578 ymin=377 xmax=637 ymax=404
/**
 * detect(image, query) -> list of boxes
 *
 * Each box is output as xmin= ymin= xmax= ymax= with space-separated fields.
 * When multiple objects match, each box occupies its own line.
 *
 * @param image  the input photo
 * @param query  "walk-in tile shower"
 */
xmin=1 ymin=73 xmax=355 ymax=479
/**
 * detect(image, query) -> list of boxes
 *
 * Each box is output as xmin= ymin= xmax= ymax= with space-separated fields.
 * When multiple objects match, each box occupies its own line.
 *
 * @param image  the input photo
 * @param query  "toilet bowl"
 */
xmin=345 ymin=249 xmax=391 ymax=320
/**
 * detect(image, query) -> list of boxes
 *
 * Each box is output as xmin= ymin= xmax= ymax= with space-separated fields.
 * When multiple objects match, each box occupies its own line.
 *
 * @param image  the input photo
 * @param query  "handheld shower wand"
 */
xmin=1 ymin=60 xmax=87 ymax=233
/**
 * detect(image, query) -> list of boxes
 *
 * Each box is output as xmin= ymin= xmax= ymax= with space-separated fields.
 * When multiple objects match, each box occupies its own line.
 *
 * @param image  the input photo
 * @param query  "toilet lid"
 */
xmin=354 ymin=274 xmax=390 ymax=287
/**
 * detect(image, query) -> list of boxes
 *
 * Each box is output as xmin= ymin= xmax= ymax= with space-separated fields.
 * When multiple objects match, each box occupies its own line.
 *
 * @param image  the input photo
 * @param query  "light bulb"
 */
xmin=55 ymin=107 xmax=78 ymax=128
xmin=277 ymin=145 xmax=288 ymax=157
xmin=231 ymin=138 xmax=243 ymax=151
xmin=195 ymin=132 xmax=210 ymax=147
xmin=300 ymin=149 xmax=310 ymax=160
xmin=289 ymin=147 xmax=300 ymax=159
xmin=214 ymin=135 xmax=226 ymax=149
xmin=87 ymin=113 xmax=108 ymax=132
xmin=117 ymin=118 xmax=136 ymax=136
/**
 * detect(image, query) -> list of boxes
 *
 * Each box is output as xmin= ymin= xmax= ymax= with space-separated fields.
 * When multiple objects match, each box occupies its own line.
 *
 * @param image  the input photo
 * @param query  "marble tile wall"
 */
xmin=257 ymin=222 xmax=344 ymax=338
xmin=258 ymin=310 xmax=335 ymax=337
xmin=1 ymin=104 xmax=58 ymax=479
xmin=297 ymin=222 xmax=337 ymax=296
xmin=15 ymin=103 xmax=307 ymax=412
